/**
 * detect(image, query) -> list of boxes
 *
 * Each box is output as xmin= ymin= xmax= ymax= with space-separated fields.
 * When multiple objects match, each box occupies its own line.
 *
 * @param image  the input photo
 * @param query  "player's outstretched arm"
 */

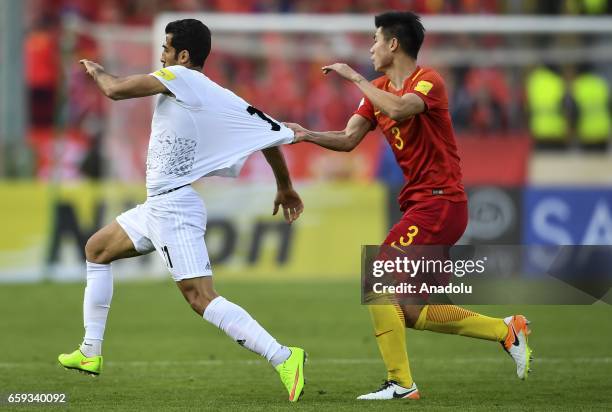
xmin=285 ymin=114 xmax=371 ymax=152
xmin=262 ymin=146 xmax=304 ymax=224
xmin=80 ymin=59 xmax=168 ymax=100
xmin=322 ymin=63 xmax=425 ymax=122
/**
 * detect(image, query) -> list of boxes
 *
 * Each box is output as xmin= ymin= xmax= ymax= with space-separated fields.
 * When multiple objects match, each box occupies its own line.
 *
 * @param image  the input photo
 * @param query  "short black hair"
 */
xmin=165 ymin=19 xmax=211 ymax=68
xmin=374 ymin=11 xmax=425 ymax=59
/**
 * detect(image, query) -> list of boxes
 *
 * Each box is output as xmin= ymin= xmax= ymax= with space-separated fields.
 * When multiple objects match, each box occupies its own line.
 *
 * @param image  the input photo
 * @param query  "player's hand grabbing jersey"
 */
xmin=355 ymin=67 xmax=467 ymax=210
xmin=147 ymin=65 xmax=294 ymax=196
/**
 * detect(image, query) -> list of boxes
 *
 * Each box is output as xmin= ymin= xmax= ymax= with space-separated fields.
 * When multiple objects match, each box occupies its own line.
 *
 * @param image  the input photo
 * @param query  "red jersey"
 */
xmin=355 ymin=66 xmax=467 ymax=210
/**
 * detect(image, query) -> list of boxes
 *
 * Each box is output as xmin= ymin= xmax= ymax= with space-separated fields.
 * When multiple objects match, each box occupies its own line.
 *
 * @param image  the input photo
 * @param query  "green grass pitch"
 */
xmin=1 ymin=279 xmax=611 ymax=411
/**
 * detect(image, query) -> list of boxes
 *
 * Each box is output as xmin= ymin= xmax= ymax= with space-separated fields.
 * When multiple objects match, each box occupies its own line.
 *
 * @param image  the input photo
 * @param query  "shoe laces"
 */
xmin=376 ymin=380 xmax=396 ymax=392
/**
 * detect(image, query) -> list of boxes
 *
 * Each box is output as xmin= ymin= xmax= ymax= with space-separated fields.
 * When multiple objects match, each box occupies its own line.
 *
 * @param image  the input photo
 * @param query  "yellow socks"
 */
xmin=365 ymin=301 xmax=507 ymax=388
xmin=414 ymin=305 xmax=508 ymax=342
xmin=367 ymin=300 xmax=413 ymax=387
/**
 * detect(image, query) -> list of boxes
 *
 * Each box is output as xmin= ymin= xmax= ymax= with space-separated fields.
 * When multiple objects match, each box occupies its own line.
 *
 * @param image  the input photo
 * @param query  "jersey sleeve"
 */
xmin=354 ymin=96 xmax=377 ymax=130
xmin=410 ymin=71 xmax=447 ymax=112
xmin=149 ymin=65 xmax=201 ymax=107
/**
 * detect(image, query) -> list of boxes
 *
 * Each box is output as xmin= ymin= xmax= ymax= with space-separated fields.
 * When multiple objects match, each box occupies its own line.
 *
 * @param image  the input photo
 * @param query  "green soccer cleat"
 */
xmin=275 ymin=347 xmax=306 ymax=402
xmin=58 ymin=349 xmax=103 ymax=376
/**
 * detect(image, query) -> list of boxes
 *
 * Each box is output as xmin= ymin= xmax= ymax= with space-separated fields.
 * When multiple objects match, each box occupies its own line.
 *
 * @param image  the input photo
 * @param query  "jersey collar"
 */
xmin=387 ymin=66 xmax=422 ymax=91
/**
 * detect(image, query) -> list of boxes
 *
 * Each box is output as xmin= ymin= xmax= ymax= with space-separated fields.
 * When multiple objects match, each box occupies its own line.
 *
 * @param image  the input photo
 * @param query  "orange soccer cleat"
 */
xmin=502 ymin=315 xmax=533 ymax=380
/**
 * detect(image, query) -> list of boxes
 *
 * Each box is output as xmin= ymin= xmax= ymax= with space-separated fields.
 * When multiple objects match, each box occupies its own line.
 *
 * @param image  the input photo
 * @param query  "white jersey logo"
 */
xmin=146 ymin=129 xmax=196 ymax=177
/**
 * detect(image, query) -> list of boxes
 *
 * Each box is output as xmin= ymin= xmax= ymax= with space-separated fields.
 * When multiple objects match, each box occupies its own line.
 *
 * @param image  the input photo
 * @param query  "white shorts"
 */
xmin=116 ymin=185 xmax=213 ymax=281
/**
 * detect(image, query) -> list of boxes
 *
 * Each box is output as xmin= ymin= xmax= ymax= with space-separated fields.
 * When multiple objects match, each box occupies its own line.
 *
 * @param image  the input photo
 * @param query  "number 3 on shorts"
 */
xmin=391 ymin=225 xmax=419 ymax=247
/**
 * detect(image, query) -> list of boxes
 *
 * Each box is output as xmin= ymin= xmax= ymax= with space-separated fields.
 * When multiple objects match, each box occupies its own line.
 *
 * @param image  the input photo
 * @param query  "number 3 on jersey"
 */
xmin=246 ymin=105 xmax=281 ymax=131
xmin=391 ymin=126 xmax=404 ymax=150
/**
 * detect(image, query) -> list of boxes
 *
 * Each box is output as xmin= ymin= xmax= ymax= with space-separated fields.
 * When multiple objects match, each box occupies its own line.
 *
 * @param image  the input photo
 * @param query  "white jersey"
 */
xmin=146 ymin=65 xmax=294 ymax=196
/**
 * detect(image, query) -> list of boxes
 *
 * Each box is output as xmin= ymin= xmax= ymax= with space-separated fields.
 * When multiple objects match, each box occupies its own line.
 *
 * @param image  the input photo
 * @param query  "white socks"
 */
xmin=80 ymin=340 xmax=102 ymax=358
xmin=78 ymin=263 xmax=290 ymax=365
xmin=203 ymin=296 xmax=291 ymax=367
xmin=80 ymin=261 xmax=113 ymax=357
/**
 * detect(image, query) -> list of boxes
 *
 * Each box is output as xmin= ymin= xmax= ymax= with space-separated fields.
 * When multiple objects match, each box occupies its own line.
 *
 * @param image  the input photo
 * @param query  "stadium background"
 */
xmin=0 ymin=1 xmax=611 ymax=410
xmin=2 ymin=0 xmax=611 ymax=281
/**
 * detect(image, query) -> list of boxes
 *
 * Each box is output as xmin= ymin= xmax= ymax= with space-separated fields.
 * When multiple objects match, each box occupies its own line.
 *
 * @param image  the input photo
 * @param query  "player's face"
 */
xmin=160 ymin=34 xmax=178 ymax=68
xmin=370 ymin=28 xmax=393 ymax=72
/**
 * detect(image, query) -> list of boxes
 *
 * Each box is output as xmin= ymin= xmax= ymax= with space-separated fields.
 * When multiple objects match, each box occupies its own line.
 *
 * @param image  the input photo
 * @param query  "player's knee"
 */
xmin=85 ymin=236 xmax=113 ymax=264
xmin=402 ymin=305 xmax=424 ymax=328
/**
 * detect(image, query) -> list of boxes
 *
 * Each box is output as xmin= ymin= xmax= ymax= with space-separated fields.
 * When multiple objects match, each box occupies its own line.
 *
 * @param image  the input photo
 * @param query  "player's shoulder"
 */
xmin=151 ymin=65 xmax=188 ymax=83
xmin=154 ymin=65 xmax=202 ymax=80
xmin=416 ymin=67 xmax=446 ymax=85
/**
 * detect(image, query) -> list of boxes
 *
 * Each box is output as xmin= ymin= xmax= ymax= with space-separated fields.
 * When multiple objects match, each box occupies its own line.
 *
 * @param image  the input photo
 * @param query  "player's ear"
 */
xmin=389 ymin=37 xmax=400 ymax=53
xmin=178 ymin=49 xmax=191 ymax=65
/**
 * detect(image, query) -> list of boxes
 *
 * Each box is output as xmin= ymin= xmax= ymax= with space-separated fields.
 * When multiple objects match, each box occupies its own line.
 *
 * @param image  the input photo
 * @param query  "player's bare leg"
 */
xmin=59 ymin=221 xmax=142 ymax=375
xmin=400 ymin=304 xmax=424 ymax=326
xmin=176 ymin=276 xmax=219 ymax=316
xmin=177 ymin=277 xmax=306 ymax=401
xmin=85 ymin=221 xmax=143 ymax=264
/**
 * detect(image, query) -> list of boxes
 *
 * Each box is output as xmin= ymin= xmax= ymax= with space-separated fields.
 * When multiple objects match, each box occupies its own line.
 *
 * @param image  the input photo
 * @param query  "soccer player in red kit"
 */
xmin=286 ymin=11 xmax=532 ymax=400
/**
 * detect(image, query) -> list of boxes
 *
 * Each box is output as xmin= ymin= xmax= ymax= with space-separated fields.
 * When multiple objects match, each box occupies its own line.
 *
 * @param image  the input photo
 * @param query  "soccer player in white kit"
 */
xmin=58 ymin=19 xmax=306 ymax=402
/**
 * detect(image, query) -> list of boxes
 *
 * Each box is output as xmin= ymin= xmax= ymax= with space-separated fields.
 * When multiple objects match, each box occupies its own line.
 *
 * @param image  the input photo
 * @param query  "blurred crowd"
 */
xmin=25 ymin=0 xmax=612 ymax=22
xmin=23 ymin=0 xmax=612 ymax=180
